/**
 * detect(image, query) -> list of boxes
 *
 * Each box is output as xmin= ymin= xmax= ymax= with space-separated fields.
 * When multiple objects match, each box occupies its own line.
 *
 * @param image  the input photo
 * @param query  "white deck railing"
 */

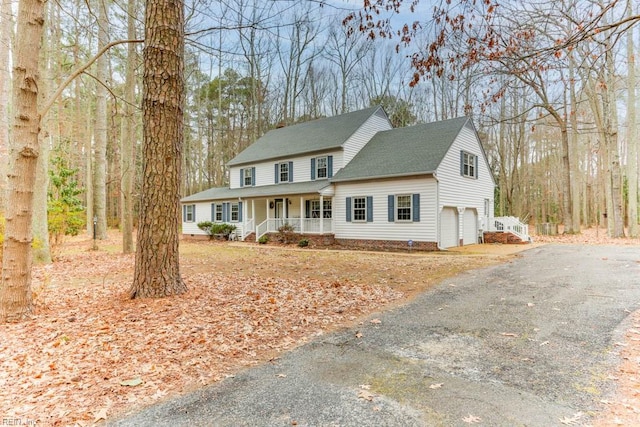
xmin=489 ymin=216 xmax=531 ymax=242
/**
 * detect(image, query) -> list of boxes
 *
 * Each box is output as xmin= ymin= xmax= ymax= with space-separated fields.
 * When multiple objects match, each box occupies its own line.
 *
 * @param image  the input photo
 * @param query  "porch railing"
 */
xmin=489 ymin=216 xmax=531 ymax=242
xmin=243 ymin=218 xmax=254 ymax=239
xmin=255 ymin=218 xmax=333 ymax=240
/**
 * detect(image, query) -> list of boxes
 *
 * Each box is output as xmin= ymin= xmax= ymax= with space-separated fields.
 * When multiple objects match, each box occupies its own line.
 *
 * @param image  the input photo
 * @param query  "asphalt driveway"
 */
xmin=108 ymin=244 xmax=640 ymax=426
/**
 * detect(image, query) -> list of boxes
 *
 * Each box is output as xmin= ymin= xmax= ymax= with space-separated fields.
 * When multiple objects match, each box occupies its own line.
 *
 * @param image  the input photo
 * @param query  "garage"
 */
xmin=440 ymin=207 xmax=459 ymax=249
xmin=463 ymin=208 xmax=478 ymax=245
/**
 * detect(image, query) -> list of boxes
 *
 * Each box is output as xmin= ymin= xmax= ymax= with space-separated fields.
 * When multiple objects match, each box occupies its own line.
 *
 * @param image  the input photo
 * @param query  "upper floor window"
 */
xmin=275 ymin=161 xmax=293 ymax=183
xmin=461 ymin=151 xmax=478 ymax=179
xmin=241 ymin=167 xmax=254 ymax=187
xmin=316 ymin=157 xmax=327 ymax=179
xmin=280 ymin=163 xmax=289 ymax=183
xmin=311 ymin=155 xmax=333 ymax=180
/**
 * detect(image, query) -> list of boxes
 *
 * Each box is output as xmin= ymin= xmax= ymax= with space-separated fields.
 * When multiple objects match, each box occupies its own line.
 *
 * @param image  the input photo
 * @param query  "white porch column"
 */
xmin=320 ymin=195 xmax=324 ymax=234
xmin=252 ymin=200 xmax=256 ymax=233
xmin=300 ymin=197 xmax=304 ymax=233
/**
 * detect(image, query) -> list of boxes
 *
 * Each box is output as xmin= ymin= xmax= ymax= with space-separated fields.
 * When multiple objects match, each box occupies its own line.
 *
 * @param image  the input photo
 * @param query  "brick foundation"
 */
xmin=483 ymin=231 xmax=525 ymax=244
xmin=334 ymin=238 xmax=439 ymax=252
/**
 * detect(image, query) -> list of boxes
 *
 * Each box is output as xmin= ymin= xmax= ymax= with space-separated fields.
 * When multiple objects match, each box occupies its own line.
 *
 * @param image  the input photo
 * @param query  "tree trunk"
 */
xmin=121 ymin=0 xmax=137 ymax=254
xmin=93 ymin=0 xmax=109 ymax=240
xmin=604 ymin=48 xmax=625 ymax=238
xmin=130 ymin=0 xmax=186 ymax=298
xmin=0 ymin=0 xmax=12 ymax=210
xmin=627 ymin=0 xmax=638 ymax=237
xmin=0 ymin=0 xmax=46 ymax=322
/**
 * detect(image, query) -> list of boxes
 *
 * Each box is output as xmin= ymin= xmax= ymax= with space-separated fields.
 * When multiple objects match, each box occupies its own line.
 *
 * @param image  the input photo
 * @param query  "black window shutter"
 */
xmin=413 ymin=194 xmax=420 ymax=221
xmin=328 ymin=155 xmax=333 ymax=178
xmin=251 ymin=167 xmax=256 ymax=186
xmin=311 ymin=158 xmax=316 ymax=180
xmin=288 ymin=161 xmax=294 ymax=182
xmin=239 ymin=168 xmax=244 ymax=187
xmin=238 ymin=202 xmax=243 ymax=222
xmin=211 ymin=203 xmax=215 ymax=221
xmin=346 ymin=197 xmax=352 ymax=222
xmin=366 ymin=196 xmax=373 ymax=222
xmin=274 ymin=163 xmax=279 ymax=184
xmin=460 ymin=151 xmax=464 ymax=176
xmin=182 ymin=205 xmax=187 ymax=222
xmin=388 ymin=195 xmax=394 ymax=222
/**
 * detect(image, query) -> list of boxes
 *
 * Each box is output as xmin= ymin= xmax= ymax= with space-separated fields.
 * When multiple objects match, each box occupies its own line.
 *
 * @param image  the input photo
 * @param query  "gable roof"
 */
xmin=227 ymin=106 xmax=384 ymax=166
xmin=331 ymin=116 xmax=471 ymax=182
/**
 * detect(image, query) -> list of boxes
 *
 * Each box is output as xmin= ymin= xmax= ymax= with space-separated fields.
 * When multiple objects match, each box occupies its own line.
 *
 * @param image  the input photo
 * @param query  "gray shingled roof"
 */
xmin=227 ymin=106 xmax=383 ymax=166
xmin=331 ymin=116 xmax=471 ymax=182
xmin=181 ymin=180 xmax=331 ymax=203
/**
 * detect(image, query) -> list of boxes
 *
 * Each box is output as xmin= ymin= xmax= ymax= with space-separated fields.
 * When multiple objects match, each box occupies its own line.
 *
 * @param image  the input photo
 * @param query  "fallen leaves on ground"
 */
xmin=0 ymin=245 xmax=403 ymax=426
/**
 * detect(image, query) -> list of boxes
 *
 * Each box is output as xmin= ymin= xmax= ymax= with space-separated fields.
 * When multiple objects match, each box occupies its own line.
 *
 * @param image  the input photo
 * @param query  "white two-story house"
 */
xmin=181 ymin=106 xmax=503 ymax=249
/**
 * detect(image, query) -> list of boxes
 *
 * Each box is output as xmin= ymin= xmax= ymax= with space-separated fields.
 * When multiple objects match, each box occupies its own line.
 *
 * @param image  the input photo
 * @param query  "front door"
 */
xmin=274 ymin=199 xmax=284 ymax=228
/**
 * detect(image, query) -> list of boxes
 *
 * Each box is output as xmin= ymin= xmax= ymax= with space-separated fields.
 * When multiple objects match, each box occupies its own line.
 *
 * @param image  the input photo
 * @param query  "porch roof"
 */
xmin=181 ymin=181 xmax=332 ymax=203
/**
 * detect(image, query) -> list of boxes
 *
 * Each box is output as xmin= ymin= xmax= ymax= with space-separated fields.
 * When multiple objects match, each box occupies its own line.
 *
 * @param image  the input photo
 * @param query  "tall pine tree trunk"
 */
xmin=0 ymin=0 xmax=46 ymax=322
xmin=130 ymin=0 xmax=186 ymax=298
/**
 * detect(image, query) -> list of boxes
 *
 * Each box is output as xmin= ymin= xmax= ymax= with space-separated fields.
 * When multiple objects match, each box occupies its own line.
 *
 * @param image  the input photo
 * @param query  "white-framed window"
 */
xmin=396 ymin=195 xmax=412 ymax=221
xmin=309 ymin=199 xmax=333 ymax=219
xmin=184 ymin=204 xmax=195 ymax=222
xmin=280 ymin=163 xmax=289 ymax=183
xmin=243 ymin=168 xmax=253 ymax=186
xmin=462 ymin=151 xmax=477 ymax=178
xmin=215 ymin=204 xmax=223 ymax=222
xmin=310 ymin=200 xmax=321 ymax=218
xmin=316 ymin=156 xmax=328 ymax=179
xmin=323 ymin=199 xmax=332 ymax=218
xmin=352 ymin=197 xmax=367 ymax=222
xmin=388 ymin=194 xmax=420 ymax=222
xmin=231 ymin=203 xmax=239 ymax=222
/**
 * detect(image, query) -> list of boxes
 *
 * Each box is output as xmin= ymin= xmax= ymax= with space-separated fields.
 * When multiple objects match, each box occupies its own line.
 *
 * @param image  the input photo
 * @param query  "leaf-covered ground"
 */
xmin=0 ymin=233 xmax=501 ymax=426
xmin=1 ymin=229 xmax=637 ymax=426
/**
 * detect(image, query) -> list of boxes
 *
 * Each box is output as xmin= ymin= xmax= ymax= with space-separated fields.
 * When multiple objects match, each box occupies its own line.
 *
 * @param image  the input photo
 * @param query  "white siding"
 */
xmin=436 ymin=126 xmax=494 ymax=246
xmin=228 ymin=150 xmax=344 ymax=188
xmin=333 ymin=177 xmax=437 ymax=242
xmin=181 ymin=201 xmax=244 ymax=237
xmin=342 ymin=109 xmax=392 ymax=166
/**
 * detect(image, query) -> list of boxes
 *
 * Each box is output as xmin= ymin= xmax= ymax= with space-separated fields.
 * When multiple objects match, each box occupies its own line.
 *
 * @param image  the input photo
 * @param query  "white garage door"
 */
xmin=463 ymin=209 xmax=478 ymax=245
xmin=440 ymin=207 xmax=459 ymax=249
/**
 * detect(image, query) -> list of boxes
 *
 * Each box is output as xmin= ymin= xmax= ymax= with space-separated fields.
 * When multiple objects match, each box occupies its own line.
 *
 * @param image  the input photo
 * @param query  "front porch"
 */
xmin=240 ymin=195 xmax=334 ymax=241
